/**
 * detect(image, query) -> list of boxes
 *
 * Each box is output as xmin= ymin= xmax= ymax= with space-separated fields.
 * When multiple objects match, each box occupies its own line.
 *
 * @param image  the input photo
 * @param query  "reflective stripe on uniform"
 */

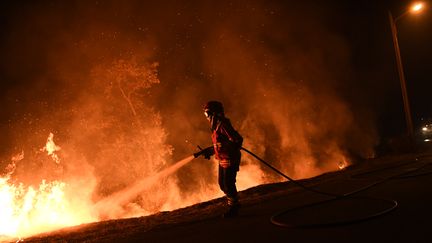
xmin=220 ymin=159 xmax=231 ymax=168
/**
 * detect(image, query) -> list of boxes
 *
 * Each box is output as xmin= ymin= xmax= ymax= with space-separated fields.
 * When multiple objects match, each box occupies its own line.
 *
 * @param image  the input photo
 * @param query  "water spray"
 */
xmin=95 ymin=145 xmax=219 ymax=218
xmin=95 ymin=144 xmax=220 ymax=219
xmin=94 ymin=155 xmax=196 ymax=218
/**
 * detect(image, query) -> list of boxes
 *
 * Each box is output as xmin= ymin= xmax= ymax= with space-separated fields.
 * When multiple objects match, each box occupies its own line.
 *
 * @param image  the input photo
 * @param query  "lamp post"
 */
xmin=388 ymin=2 xmax=424 ymax=143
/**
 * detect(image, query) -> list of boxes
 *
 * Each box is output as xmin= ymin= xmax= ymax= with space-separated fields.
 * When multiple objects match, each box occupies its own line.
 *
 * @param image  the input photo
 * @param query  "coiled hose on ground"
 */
xmin=241 ymin=147 xmax=431 ymax=228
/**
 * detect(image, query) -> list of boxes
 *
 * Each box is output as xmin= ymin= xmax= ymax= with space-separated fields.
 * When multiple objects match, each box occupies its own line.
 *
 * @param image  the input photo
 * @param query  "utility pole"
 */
xmin=388 ymin=11 xmax=415 ymax=143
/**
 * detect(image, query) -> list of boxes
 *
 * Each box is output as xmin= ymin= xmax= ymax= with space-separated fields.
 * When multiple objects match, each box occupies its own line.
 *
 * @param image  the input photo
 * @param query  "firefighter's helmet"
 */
xmin=204 ymin=101 xmax=224 ymax=118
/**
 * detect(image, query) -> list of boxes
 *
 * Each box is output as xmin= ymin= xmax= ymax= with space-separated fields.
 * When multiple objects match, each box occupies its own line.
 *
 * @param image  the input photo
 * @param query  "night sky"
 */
xmin=341 ymin=0 xmax=432 ymax=137
xmin=0 ymin=0 xmax=431 ymax=153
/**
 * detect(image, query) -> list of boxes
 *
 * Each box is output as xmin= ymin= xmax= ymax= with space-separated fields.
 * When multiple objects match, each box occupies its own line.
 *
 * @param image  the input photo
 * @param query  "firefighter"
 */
xmin=197 ymin=101 xmax=243 ymax=217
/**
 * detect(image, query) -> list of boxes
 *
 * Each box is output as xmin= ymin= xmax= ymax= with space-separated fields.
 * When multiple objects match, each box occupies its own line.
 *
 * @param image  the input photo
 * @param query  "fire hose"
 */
xmin=240 ymin=147 xmax=432 ymax=228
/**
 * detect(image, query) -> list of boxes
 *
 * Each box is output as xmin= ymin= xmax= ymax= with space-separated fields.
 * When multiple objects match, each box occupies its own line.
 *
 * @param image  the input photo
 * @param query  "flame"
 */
xmin=41 ymin=133 xmax=61 ymax=164
xmin=338 ymin=157 xmax=349 ymax=170
xmin=0 ymin=134 xmax=96 ymax=241
xmin=0 ymin=177 xmax=85 ymax=239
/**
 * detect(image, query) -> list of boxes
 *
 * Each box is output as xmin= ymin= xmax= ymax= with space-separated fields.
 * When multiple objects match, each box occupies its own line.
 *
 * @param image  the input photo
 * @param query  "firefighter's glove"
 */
xmin=202 ymin=146 xmax=213 ymax=160
xmin=220 ymin=159 xmax=231 ymax=168
xmin=193 ymin=146 xmax=214 ymax=160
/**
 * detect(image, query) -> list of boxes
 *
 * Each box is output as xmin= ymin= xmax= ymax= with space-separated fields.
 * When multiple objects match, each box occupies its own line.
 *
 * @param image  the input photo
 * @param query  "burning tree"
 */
xmin=105 ymin=59 xmax=160 ymax=117
xmin=71 ymin=57 xmax=178 ymax=216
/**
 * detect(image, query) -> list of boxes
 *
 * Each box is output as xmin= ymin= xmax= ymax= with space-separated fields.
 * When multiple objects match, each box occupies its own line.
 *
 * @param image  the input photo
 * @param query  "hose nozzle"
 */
xmin=193 ymin=145 xmax=214 ymax=159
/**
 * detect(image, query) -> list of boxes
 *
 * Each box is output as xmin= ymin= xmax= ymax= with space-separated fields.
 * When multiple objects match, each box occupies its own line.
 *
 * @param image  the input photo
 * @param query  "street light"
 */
xmin=412 ymin=2 xmax=425 ymax=12
xmin=388 ymin=2 xmax=425 ymax=143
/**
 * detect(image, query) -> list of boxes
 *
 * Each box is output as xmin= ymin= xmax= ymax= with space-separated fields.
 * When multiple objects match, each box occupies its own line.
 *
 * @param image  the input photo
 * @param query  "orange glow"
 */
xmin=0 ymin=134 xmax=96 ymax=241
xmin=0 ymin=53 xmax=366 ymax=240
xmin=338 ymin=157 xmax=349 ymax=170
xmin=411 ymin=2 xmax=424 ymax=12
xmin=41 ymin=133 xmax=61 ymax=164
xmin=0 ymin=175 xmax=95 ymax=240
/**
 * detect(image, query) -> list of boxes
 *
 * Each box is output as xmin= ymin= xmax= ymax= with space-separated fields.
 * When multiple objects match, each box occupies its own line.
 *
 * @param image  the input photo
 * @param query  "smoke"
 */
xmin=0 ymin=0 xmax=379 ymax=234
xmin=158 ymin=1 xmax=378 ymax=181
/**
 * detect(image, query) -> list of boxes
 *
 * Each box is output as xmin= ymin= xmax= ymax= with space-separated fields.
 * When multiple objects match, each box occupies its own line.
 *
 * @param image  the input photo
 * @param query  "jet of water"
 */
xmin=94 ymin=155 xmax=195 ymax=218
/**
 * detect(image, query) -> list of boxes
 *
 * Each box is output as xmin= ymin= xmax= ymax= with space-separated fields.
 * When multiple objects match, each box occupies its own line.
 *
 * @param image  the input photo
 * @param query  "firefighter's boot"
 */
xmin=222 ymin=197 xmax=240 ymax=218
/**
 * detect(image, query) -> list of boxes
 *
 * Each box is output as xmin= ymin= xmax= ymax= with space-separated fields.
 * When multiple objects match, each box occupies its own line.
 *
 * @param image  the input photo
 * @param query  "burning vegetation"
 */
xmin=0 ymin=0 xmax=379 ymax=240
xmin=0 ymin=134 xmax=95 ymax=239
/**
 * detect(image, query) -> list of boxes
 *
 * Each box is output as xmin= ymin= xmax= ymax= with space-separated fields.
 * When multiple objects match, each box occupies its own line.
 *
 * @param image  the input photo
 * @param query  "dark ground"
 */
xmin=22 ymin=147 xmax=432 ymax=243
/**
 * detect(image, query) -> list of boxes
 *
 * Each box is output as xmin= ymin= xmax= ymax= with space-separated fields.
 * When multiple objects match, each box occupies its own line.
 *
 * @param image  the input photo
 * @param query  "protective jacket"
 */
xmin=212 ymin=117 xmax=243 ymax=170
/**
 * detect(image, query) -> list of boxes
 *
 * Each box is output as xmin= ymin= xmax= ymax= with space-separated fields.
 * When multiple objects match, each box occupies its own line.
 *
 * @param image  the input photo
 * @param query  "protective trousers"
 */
xmin=218 ymin=164 xmax=238 ymax=206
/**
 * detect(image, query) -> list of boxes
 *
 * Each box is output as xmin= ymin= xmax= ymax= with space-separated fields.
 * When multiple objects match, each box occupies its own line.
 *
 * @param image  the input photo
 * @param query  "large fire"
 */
xmin=0 ymin=134 xmax=96 ymax=241
xmin=0 ymin=54 xmax=361 ymax=242
xmin=0 ymin=132 xmax=260 ymax=240
xmin=0 ymin=131 xmax=350 ymax=241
